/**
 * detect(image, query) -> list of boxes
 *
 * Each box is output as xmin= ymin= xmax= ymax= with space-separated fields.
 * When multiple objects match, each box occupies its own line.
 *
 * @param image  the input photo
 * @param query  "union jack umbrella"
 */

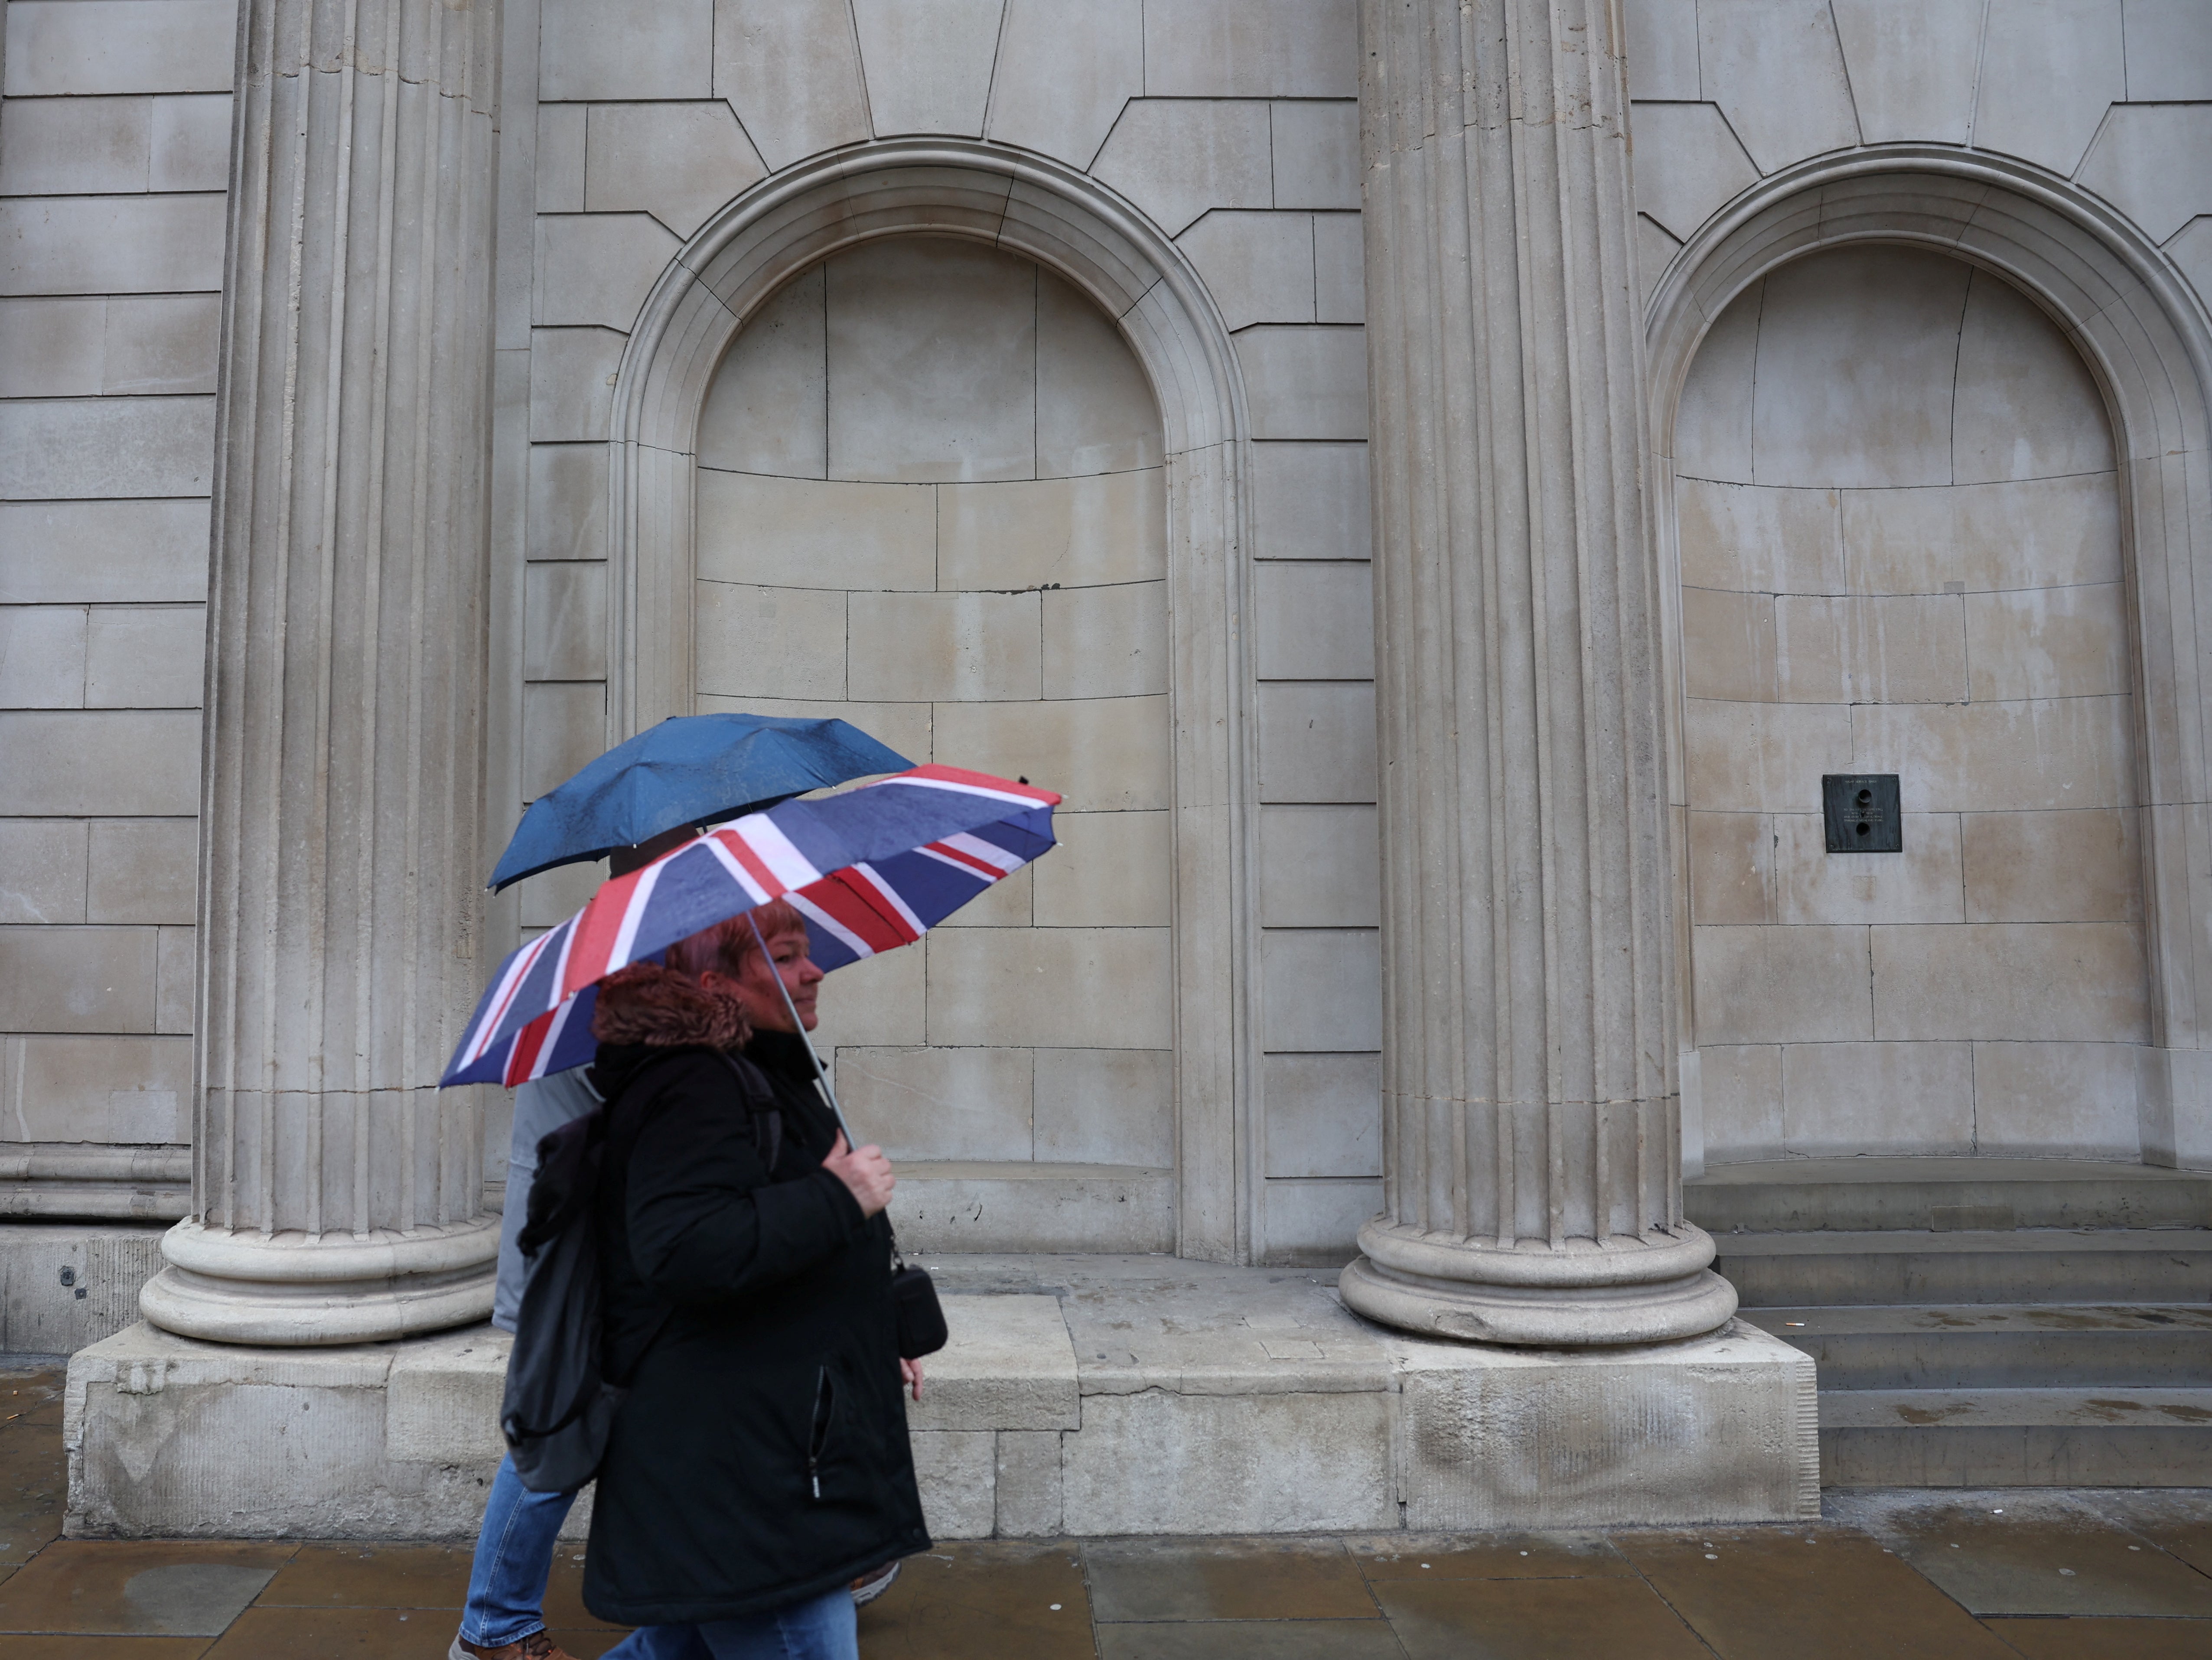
xmin=442 ymin=765 xmax=1059 ymax=1089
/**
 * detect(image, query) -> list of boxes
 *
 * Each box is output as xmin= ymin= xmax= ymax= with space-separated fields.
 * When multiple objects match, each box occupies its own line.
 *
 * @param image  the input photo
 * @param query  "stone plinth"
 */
xmin=1393 ymin=1328 xmax=1819 ymax=1530
xmin=70 ymin=1260 xmax=1816 ymax=1540
xmin=65 ymin=1321 xmax=551 ymax=1540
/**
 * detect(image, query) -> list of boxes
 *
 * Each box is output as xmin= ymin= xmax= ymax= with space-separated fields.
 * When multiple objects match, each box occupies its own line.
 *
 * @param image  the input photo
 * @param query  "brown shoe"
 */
xmin=450 ymin=1632 xmax=577 ymax=1660
xmin=850 ymin=1558 xmax=901 ymax=1606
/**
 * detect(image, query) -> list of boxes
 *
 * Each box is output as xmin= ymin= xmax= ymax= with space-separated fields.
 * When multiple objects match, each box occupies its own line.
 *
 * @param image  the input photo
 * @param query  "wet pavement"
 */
xmin=3 ymin=1366 xmax=2209 ymax=1658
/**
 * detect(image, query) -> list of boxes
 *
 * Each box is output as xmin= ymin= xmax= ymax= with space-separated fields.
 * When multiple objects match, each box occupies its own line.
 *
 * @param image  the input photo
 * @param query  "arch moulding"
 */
xmin=1643 ymin=146 xmax=2212 ymax=1170
xmin=601 ymin=140 xmax=1261 ymax=1259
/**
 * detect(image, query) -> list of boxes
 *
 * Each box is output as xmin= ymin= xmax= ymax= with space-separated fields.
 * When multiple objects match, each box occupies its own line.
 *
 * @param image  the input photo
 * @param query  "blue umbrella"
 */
xmin=487 ymin=713 xmax=913 ymax=891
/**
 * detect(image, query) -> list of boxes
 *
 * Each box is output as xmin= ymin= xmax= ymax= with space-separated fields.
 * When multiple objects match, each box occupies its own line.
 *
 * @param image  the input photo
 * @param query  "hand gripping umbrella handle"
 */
xmin=746 ymin=910 xmax=855 ymax=1147
xmin=747 ymin=912 xmax=939 ymax=1348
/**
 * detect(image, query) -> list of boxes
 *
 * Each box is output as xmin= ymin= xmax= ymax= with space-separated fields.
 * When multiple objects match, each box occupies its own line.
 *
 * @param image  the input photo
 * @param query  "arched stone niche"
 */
xmin=1645 ymin=149 xmax=2212 ymax=1171
xmin=603 ymin=141 xmax=1260 ymax=1258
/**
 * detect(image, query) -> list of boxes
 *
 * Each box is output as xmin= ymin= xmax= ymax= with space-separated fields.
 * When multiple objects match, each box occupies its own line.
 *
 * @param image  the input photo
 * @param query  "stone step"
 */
xmin=1816 ymin=1387 xmax=2212 ymax=1487
xmin=1712 ymin=1228 xmax=2212 ymax=1307
xmin=1686 ymin=1157 xmax=2212 ymax=1235
xmin=1738 ymin=1303 xmax=2212 ymax=1389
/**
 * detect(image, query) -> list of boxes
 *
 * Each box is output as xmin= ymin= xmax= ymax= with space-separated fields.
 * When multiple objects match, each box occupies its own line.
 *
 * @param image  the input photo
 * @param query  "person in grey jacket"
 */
xmin=451 ymin=1064 xmax=601 ymax=1660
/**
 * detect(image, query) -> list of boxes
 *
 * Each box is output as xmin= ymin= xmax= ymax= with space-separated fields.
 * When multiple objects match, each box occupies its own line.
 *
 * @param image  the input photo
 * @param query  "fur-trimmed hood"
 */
xmin=590 ymin=961 xmax=750 ymax=1051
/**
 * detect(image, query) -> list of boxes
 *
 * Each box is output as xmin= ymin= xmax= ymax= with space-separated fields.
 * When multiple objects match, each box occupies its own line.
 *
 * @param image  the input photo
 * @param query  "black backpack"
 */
xmin=499 ymin=1055 xmax=781 ymax=1494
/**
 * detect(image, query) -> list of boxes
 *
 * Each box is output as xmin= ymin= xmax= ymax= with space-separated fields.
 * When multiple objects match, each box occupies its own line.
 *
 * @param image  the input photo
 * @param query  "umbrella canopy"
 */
xmin=445 ymin=765 xmax=1060 ymax=1088
xmin=487 ymin=713 xmax=913 ymax=891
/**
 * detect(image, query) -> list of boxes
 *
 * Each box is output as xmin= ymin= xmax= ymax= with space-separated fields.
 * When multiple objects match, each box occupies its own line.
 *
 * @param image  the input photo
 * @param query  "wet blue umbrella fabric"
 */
xmin=487 ymin=713 xmax=912 ymax=891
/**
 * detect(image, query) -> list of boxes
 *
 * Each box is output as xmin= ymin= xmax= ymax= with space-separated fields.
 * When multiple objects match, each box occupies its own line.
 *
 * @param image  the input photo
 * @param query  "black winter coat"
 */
xmin=581 ymin=1029 xmax=928 ymax=1625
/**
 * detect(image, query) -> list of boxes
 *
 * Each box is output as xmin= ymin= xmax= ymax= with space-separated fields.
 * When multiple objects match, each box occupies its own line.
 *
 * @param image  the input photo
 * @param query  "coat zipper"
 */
xmin=807 ymin=1365 xmax=833 ymax=1500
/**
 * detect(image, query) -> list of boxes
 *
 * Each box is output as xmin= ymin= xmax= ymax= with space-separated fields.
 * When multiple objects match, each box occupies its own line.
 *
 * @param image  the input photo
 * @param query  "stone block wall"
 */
xmin=1626 ymin=0 xmax=2212 ymax=1169
xmin=0 ymin=0 xmax=234 ymax=1216
xmin=505 ymin=0 xmax=1380 ymax=1258
xmin=1678 ymin=242 xmax=2145 ymax=1163
xmin=6 ymin=0 xmax=2201 ymax=1253
xmin=1626 ymin=0 xmax=2212 ymax=322
xmin=691 ymin=234 xmax=1177 ymax=1187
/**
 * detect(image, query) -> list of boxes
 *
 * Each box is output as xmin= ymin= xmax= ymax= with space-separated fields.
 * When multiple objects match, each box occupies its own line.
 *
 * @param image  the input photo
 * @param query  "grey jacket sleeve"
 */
xmin=492 ymin=1067 xmax=605 ymax=1333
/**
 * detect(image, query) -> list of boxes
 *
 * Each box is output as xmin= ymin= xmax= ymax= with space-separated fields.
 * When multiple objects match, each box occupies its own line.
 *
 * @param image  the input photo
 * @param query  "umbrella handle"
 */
xmin=746 ymin=910 xmax=856 ymax=1147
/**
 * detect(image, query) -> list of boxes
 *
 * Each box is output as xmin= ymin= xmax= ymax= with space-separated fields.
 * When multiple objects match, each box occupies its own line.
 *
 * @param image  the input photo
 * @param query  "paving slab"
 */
xmin=252 ymin=1541 xmax=470 ymax=1608
xmin=1613 ymin=1526 xmax=2021 ymax=1660
xmin=0 ymin=1542 xmax=294 ymax=1636
xmin=1096 ymin=1619 xmax=1405 ymax=1659
xmin=0 ymin=1376 xmax=62 ymax=1435
xmin=1347 ymin=1530 xmax=1634 ymax=1580
xmin=2076 ymin=1488 xmax=2212 ymax=1575
xmin=1083 ymin=1537 xmax=1377 ymax=1622
xmin=1373 ymin=1575 xmax=1712 ymax=1660
xmin=0 ymin=1640 xmax=212 ymax=1657
xmin=1982 ymin=1614 xmax=2212 ymax=1659
xmin=199 ymin=1604 xmax=448 ymax=1657
xmin=1857 ymin=1494 xmax=2212 ymax=1617
xmin=0 ymin=1422 xmax=64 ymax=1570
xmin=854 ymin=1540 xmax=1091 ymax=1660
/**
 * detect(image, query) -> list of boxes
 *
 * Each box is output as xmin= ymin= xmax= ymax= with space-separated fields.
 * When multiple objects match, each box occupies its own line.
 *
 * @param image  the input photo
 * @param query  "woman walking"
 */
xmin=588 ymin=901 xmax=928 ymax=1659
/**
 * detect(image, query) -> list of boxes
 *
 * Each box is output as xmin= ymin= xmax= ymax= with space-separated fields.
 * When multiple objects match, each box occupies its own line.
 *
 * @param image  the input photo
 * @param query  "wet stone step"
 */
xmin=1685 ymin=1157 xmax=2212 ymax=1235
xmin=1817 ymin=1387 xmax=2212 ymax=1487
xmin=1741 ymin=1304 xmax=2212 ymax=1389
xmin=1712 ymin=1229 xmax=2212 ymax=1308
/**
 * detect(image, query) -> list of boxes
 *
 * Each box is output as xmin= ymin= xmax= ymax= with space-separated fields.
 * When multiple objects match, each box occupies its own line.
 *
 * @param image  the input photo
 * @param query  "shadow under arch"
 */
xmin=602 ymin=139 xmax=1260 ymax=1258
xmin=1643 ymin=145 xmax=2212 ymax=1169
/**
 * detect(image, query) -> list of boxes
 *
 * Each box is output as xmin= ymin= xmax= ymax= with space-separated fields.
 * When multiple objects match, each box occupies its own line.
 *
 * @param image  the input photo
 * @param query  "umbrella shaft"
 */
xmin=748 ymin=912 xmax=855 ymax=1146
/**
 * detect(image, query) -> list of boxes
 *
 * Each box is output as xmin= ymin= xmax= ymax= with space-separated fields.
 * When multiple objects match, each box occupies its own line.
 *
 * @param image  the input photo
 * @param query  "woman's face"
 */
xmin=726 ymin=927 xmax=824 ymax=1033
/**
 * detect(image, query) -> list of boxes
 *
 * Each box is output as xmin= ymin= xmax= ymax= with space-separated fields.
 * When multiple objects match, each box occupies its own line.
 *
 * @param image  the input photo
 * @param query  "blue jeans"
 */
xmin=459 ymin=1453 xmax=579 ymax=1647
xmin=599 ymin=1585 xmax=859 ymax=1660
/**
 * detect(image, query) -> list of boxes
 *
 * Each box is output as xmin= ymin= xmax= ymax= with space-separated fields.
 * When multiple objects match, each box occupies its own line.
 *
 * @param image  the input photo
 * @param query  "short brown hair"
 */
xmin=659 ymin=898 xmax=808 ymax=982
xmin=589 ymin=901 xmax=807 ymax=1049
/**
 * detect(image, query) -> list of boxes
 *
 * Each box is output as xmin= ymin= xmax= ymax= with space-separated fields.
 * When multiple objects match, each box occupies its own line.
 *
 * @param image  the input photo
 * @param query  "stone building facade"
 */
xmin=1 ymin=0 xmax=2209 ymax=1532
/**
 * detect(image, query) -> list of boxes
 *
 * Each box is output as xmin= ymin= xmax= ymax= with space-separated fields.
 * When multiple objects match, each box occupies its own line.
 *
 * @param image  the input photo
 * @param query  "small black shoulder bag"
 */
xmin=889 ymin=1238 xmax=948 ymax=1358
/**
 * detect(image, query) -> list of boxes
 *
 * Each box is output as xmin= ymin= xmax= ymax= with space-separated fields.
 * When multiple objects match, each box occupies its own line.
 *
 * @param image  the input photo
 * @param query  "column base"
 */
xmin=139 ymin=1218 xmax=498 ymax=1347
xmin=1340 ymin=1220 xmax=1739 ymax=1346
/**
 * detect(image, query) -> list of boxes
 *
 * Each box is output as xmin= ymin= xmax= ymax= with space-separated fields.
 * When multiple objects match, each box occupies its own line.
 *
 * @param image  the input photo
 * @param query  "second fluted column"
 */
xmin=1340 ymin=0 xmax=1736 ymax=1347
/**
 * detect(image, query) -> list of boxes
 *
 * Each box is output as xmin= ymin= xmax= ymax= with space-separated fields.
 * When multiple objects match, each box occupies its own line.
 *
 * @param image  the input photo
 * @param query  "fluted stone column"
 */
xmin=1340 ymin=0 xmax=1736 ymax=1347
xmin=139 ymin=0 xmax=503 ymax=1345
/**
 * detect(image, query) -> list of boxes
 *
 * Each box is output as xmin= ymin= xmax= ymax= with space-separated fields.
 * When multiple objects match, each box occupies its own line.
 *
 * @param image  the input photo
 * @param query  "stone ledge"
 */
xmin=386 ymin=1326 xmax=509 ymax=1465
xmin=908 ymin=1295 xmax=1078 ymax=1432
xmin=68 ymin=1257 xmax=1819 ymax=1540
